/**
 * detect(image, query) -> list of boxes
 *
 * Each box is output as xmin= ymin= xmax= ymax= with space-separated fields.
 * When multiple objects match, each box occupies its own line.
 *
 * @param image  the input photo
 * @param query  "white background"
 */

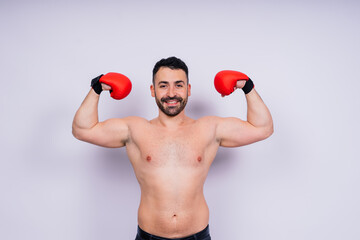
xmin=1 ymin=0 xmax=359 ymax=239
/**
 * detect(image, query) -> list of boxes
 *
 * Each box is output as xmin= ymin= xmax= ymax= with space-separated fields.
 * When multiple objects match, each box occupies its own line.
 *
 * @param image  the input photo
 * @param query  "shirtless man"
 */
xmin=72 ymin=57 xmax=273 ymax=240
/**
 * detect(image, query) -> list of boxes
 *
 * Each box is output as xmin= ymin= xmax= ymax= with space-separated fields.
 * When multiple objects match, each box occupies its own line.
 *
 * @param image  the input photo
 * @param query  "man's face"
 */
xmin=151 ymin=67 xmax=191 ymax=117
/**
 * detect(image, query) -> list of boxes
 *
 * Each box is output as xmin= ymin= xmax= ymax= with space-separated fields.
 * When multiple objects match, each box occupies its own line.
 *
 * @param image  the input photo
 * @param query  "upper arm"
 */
xmin=73 ymin=117 xmax=131 ymax=148
xmin=216 ymin=117 xmax=271 ymax=147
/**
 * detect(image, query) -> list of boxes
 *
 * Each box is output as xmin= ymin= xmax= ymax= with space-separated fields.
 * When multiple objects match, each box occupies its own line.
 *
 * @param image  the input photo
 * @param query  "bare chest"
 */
xmin=129 ymin=123 xmax=217 ymax=168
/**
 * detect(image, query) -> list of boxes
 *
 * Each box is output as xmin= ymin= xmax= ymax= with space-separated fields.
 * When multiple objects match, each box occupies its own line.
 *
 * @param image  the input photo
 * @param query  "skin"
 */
xmin=72 ymin=67 xmax=273 ymax=238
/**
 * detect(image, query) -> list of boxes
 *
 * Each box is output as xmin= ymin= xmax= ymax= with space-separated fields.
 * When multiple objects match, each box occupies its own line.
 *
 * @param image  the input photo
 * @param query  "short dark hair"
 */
xmin=152 ymin=56 xmax=189 ymax=84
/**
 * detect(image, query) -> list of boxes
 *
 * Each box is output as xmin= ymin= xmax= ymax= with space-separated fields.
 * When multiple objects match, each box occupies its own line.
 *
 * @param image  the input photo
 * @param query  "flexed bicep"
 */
xmin=213 ymin=70 xmax=273 ymax=147
xmin=72 ymin=72 xmax=133 ymax=148
xmin=216 ymin=117 xmax=268 ymax=148
xmin=73 ymin=118 xmax=130 ymax=148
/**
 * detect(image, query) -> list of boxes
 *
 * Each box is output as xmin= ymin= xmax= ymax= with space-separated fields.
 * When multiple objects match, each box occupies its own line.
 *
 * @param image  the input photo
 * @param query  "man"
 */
xmin=72 ymin=57 xmax=273 ymax=240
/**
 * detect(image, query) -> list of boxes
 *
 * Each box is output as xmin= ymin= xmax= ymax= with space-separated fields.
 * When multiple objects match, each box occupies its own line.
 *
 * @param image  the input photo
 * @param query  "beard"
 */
xmin=155 ymin=94 xmax=188 ymax=117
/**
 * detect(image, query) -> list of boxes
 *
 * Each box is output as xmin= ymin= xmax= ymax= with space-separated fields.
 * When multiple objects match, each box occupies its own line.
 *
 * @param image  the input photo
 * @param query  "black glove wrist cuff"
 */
xmin=91 ymin=74 xmax=104 ymax=95
xmin=242 ymin=78 xmax=254 ymax=94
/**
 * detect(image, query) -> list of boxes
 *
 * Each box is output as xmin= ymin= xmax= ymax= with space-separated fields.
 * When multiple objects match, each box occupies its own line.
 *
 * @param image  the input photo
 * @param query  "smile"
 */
xmin=165 ymin=100 xmax=179 ymax=106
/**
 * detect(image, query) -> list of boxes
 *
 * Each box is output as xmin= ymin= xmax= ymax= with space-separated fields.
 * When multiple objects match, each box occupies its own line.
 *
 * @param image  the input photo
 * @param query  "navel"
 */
xmin=146 ymin=156 xmax=152 ymax=162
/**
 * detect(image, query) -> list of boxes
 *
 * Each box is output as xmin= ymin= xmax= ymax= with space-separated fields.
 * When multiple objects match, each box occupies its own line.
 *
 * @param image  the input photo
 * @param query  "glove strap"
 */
xmin=91 ymin=74 xmax=104 ymax=95
xmin=242 ymin=78 xmax=254 ymax=94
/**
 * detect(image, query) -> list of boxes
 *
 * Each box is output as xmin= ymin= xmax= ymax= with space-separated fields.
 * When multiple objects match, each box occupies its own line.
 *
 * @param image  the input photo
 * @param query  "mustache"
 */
xmin=161 ymin=96 xmax=183 ymax=103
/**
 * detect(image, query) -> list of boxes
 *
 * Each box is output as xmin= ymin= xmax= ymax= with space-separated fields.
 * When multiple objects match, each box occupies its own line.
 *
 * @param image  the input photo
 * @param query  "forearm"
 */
xmin=245 ymin=89 xmax=273 ymax=134
xmin=72 ymin=89 xmax=100 ymax=135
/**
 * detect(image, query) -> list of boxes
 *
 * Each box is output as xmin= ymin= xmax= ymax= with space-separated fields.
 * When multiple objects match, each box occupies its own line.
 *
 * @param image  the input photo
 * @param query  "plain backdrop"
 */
xmin=1 ymin=0 xmax=359 ymax=239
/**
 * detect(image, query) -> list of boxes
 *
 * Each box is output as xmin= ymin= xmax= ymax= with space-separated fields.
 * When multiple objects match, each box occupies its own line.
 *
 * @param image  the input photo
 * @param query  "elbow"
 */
xmin=72 ymin=125 xmax=84 ymax=141
xmin=263 ymin=122 xmax=274 ymax=140
xmin=72 ymin=127 xmax=80 ymax=140
xmin=258 ymin=122 xmax=274 ymax=141
xmin=266 ymin=125 xmax=274 ymax=139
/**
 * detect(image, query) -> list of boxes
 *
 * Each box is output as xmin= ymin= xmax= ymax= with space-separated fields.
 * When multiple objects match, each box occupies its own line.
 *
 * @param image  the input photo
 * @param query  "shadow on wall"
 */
xmin=92 ymin=147 xmax=136 ymax=183
xmin=91 ymin=104 xmax=140 ymax=183
xmin=187 ymin=98 xmax=218 ymax=118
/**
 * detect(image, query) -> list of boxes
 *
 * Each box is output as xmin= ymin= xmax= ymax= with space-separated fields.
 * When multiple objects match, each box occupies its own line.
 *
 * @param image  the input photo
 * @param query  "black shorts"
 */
xmin=135 ymin=225 xmax=211 ymax=240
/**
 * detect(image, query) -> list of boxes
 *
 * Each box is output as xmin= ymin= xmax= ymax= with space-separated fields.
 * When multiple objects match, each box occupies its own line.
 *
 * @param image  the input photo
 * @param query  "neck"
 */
xmin=155 ymin=110 xmax=189 ymax=128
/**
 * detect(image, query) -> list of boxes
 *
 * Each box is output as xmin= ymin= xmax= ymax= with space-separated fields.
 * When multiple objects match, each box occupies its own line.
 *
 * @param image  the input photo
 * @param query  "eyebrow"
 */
xmin=175 ymin=80 xmax=185 ymax=84
xmin=158 ymin=81 xmax=168 ymax=85
xmin=158 ymin=80 xmax=185 ymax=85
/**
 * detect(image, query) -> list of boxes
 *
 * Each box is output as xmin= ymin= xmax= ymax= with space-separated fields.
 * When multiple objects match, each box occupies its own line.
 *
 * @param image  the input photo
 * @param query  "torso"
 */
xmin=125 ymin=116 xmax=220 ymax=238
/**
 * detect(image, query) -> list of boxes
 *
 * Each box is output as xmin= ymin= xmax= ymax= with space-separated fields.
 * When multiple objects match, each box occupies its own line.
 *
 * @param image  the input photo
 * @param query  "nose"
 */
xmin=168 ymin=85 xmax=176 ymax=97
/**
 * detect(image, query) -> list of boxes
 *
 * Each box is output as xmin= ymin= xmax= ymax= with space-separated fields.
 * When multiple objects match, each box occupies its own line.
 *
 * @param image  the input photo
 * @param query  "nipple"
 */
xmin=197 ymin=156 xmax=202 ymax=162
xmin=146 ymin=156 xmax=152 ymax=162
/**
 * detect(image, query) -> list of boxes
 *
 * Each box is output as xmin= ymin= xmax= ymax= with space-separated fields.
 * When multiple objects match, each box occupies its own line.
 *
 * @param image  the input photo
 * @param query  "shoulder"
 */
xmin=196 ymin=116 xmax=222 ymax=124
xmin=122 ymin=116 xmax=148 ymax=122
xmin=196 ymin=116 xmax=245 ymax=126
xmin=196 ymin=116 xmax=246 ymax=136
xmin=121 ymin=116 xmax=150 ymax=127
xmin=102 ymin=116 xmax=149 ymax=130
xmin=194 ymin=116 xmax=223 ymax=131
xmin=102 ymin=116 xmax=147 ymax=124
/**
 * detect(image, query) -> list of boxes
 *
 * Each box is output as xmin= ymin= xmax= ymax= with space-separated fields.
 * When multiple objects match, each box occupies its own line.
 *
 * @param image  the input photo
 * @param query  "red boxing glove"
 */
xmin=99 ymin=72 xmax=132 ymax=100
xmin=214 ymin=70 xmax=254 ymax=95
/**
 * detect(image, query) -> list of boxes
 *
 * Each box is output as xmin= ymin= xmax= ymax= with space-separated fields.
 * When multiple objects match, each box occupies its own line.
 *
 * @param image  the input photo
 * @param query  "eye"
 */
xmin=176 ymin=84 xmax=184 ymax=88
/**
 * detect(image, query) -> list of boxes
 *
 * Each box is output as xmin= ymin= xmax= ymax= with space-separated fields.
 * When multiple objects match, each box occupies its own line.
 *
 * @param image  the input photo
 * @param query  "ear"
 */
xmin=187 ymin=84 xmax=191 ymax=97
xmin=150 ymin=85 xmax=155 ymax=97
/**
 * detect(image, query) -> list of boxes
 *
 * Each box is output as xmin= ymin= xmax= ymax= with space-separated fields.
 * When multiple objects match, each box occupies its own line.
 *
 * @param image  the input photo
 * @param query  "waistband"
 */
xmin=137 ymin=225 xmax=210 ymax=240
